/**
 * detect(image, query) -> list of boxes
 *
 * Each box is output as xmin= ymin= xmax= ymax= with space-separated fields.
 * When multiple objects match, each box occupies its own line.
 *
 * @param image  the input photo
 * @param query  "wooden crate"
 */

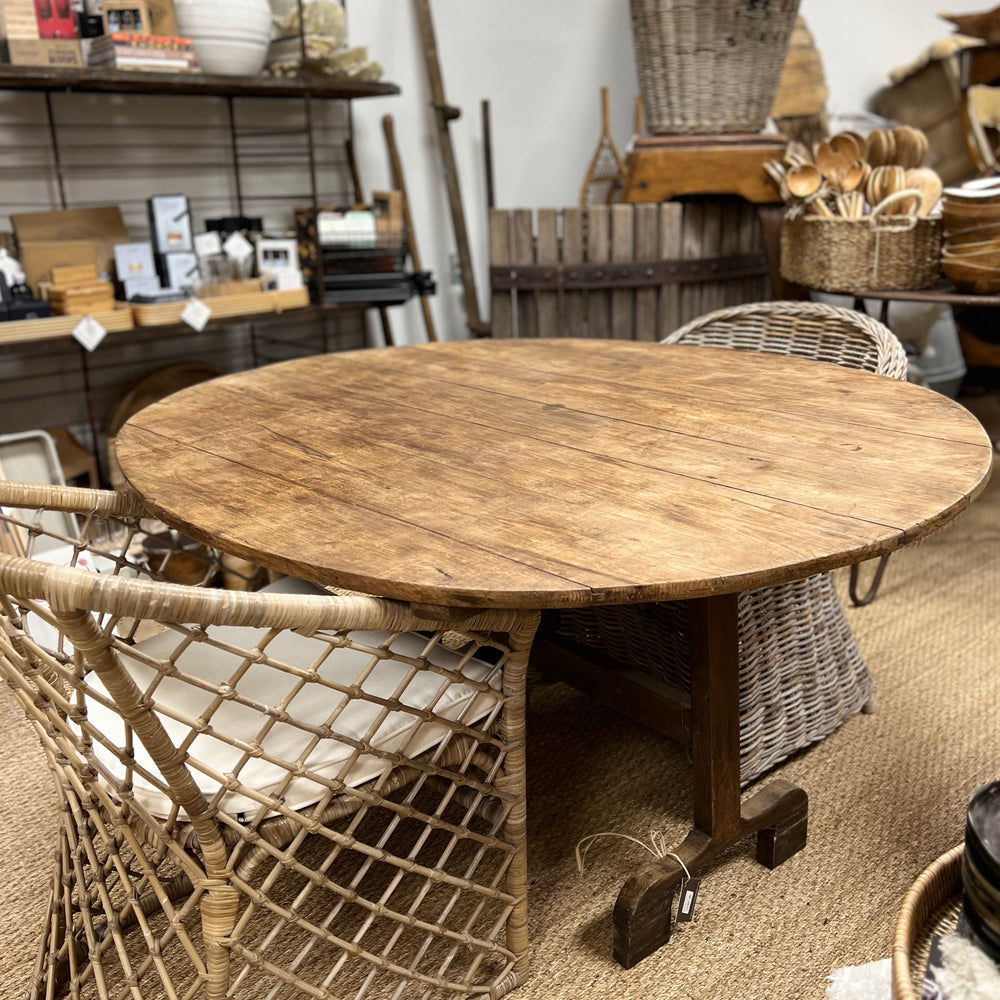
xmin=489 ymin=201 xmax=770 ymax=340
xmin=132 ymin=286 xmax=310 ymax=327
xmin=0 ymin=303 xmax=133 ymax=345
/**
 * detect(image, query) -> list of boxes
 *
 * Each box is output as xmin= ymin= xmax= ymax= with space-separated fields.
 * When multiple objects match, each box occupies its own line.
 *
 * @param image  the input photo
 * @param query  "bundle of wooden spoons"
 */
xmin=765 ymin=126 xmax=941 ymax=220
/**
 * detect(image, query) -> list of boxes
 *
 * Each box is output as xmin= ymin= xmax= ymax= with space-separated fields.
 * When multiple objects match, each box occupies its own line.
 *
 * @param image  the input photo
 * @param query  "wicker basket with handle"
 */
xmin=630 ymin=0 xmax=802 ymax=135
xmin=780 ymin=192 xmax=943 ymax=295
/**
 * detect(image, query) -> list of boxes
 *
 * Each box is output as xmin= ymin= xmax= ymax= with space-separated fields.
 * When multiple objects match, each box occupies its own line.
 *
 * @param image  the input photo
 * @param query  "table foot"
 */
xmin=754 ymin=781 xmax=809 ymax=869
xmin=612 ymin=780 xmax=808 ymax=968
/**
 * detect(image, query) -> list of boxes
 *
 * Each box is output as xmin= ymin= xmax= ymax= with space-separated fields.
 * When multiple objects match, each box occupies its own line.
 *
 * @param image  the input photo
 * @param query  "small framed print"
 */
xmin=256 ymin=238 xmax=300 ymax=274
xmin=101 ymin=0 xmax=151 ymax=34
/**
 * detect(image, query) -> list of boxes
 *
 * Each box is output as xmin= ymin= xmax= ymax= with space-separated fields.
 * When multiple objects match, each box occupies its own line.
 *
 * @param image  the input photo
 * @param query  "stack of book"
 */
xmin=86 ymin=32 xmax=200 ymax=73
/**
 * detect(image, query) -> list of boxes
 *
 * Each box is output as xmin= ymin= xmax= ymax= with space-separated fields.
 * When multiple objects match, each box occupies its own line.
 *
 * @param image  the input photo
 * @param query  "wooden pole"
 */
xmin=382 ymin=115 xmax=438 ymax=342
xmin=412 ymin=0 xmax=489 ymax=336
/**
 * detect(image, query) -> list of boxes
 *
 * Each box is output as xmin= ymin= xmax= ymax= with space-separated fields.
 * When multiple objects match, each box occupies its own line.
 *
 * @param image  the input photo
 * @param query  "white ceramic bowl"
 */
xmin=175 ymin=0 xmax=273 ymax=76
xmin=191 ymin=36 xmax=270 ymax=76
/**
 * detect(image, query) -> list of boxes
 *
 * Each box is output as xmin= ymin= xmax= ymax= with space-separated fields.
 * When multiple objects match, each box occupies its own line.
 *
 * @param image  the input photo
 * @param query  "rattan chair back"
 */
xmin=661 ymin=300 xmax=909 ymax=378
xmin=0 ymin=482 xmax=537 ymax=1000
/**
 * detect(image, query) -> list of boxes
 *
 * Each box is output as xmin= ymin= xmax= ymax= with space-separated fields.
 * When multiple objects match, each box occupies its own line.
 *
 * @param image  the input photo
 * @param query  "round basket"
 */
xmin=892 ymin=845 xmax=964 ymax=1000
xmin=780 ymin=213 xmax=943 ymax=295
xmin=630 ymin=0 xmax=802 ymax=135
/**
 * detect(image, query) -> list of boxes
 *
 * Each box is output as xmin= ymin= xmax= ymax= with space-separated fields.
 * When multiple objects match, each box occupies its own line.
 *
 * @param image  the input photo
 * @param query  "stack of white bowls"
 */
xmin=175 ymin=0 xmax=273 ymax=77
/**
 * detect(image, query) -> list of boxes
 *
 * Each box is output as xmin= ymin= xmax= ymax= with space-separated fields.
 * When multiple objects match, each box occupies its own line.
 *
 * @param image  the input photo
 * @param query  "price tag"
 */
xmin=223 ymin=231 xmax=255 ymax=261
xmin=675 ymin=877 xmax=701 ymax=923
xmin=194 ymin=230 xmax=223 ymax=258
xmin=72 ymin=314 xmax=107 ymax=352
xmin=181 ymin=297 xmax=212 ymax=332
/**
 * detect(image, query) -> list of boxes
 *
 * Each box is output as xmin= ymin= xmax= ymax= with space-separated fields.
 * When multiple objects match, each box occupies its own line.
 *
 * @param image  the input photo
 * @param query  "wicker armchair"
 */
xmin=0 ymin=482 xmax=538 ymax=1000
xmin=549 ymin=301 xmax=908 ymax=786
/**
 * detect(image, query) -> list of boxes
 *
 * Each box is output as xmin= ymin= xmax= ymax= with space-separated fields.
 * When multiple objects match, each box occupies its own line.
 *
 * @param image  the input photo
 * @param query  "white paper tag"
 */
xmin=223 ymin=231 xmax=255 ymax=261
xmin=194 ymin=230 xmax=224 ymax=258
xmin=72 ymin=314 xmax=107 ymax=352
xmin=181 ymin=297 xmax=212 ymax=331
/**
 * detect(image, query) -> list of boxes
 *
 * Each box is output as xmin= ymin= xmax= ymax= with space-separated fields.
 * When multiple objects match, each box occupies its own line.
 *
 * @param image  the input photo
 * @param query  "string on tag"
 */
xmin=575 ymin=829 xmax=689 ymax=877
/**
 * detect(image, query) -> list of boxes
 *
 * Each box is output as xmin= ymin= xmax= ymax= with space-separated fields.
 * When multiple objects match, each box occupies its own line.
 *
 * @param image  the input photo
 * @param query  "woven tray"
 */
xmin=892 ymin=845 xmax=964 ymax=1000
xmin=0 ymin=303 xmax=133 ymax=345
xmin=780 ymin=213 xmax=942 ymax=295
xmin=132 ymin=287 xmax=309 ymax=327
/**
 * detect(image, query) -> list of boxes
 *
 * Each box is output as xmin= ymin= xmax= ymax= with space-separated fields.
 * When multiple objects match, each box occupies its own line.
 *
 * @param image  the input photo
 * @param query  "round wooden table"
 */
xmin=116 ymin=337 xmax=993 ymax=967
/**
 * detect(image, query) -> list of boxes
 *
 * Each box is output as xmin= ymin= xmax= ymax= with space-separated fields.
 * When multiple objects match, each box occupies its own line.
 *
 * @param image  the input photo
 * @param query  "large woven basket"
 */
xmin=780 ymin=213 xmax=943 ymax=295
xmin=630 ymin=0 xmax=802 ymax=135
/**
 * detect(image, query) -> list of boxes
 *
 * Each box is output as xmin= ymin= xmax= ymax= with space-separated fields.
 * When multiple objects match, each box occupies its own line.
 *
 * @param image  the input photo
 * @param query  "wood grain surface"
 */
xmin=116 ymin=339 xmax=993 ymax=609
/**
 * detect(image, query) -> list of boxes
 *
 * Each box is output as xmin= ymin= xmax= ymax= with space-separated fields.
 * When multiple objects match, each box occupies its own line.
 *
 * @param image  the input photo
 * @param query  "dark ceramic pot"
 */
xmin=962 ymin=780 xmax=1000 ymax=962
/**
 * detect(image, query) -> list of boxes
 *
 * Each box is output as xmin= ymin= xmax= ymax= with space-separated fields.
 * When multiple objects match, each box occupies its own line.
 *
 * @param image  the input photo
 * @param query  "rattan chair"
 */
xmin=0 ymin=482 xmax=538 ymax=1000
xmin=549 ymin=301 xmax=908 ymax=786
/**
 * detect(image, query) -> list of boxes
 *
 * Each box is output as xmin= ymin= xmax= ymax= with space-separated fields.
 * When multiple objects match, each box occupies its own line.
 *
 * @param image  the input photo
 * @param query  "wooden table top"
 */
xmin=116 ymin=338 xmax=993 ymax=610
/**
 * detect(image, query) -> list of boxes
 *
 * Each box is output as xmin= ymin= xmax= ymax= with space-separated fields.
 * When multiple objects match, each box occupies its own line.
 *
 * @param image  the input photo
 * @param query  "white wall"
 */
xmin=347 ymin=0 xmax=960 ymax=345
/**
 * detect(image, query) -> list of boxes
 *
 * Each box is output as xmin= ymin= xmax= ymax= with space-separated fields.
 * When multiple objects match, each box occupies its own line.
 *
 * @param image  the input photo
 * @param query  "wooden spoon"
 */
xmin=866 ymin=128 xmax=896 ymax=168
xmin=839 ymin=159 xmax=869 ymax=193
xmin=829 ymin=132 xmax=863 ymax=163
xmin=893 ymin=126 xmax=927 ymax=170
xmin=867 ymin=165 xmax=906 ymax=208
xmin=904 ymin=167 xmax=943 ymax=216
xmin=786 ymin=163 xmax=823 ymax=199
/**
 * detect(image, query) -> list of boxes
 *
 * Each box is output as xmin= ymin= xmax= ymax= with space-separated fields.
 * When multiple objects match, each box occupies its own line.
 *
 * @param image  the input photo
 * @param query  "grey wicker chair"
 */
xmin=548 ymin=301 xmax=908 ymax=786
xmin=0 ymin=482 xmax=538 ymax=1000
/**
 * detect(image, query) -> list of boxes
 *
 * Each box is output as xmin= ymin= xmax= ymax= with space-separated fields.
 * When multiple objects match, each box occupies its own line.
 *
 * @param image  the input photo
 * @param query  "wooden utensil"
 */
xmin=893 ymin=126 xmax=927 ymax=169
xmin=840 ymin=159 xmax=869 ymax=193
xmin=786 ymin=162 xmax=823 ymax=199
xmin=904 ymin=167 xmax=943 ymax=217
xmin=866 ymin=128 xmax=896 ymax=168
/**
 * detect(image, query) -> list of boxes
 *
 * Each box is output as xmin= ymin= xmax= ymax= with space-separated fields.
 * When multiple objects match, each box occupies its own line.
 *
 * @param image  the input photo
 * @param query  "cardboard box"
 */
xmin=0 ymin=0 xmax=41 ymax=40
xmin=7 ymin=37 xmax=84 ymax=67
xmin=12 ymin=206 xmax=131 ymax=292
xmin=18 ymin=241 xmax=97 ymax=294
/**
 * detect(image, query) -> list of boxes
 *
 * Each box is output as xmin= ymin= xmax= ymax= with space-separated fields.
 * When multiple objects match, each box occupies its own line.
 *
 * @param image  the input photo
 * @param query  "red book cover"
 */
xmin=34 ymin=0 xmax=78 ymax=40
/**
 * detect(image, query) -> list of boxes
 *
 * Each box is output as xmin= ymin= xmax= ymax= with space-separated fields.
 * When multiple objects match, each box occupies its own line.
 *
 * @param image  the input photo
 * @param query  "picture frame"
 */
xmin=256 ymin=237 xmax=300 ymax=274
xmin=101 ymin=0 xmax=151 ymax=34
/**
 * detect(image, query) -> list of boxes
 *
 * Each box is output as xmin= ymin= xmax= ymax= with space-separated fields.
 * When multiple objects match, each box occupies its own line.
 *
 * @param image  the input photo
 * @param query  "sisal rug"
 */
xmin=0 ymin=394 xmax=997 ymax=1000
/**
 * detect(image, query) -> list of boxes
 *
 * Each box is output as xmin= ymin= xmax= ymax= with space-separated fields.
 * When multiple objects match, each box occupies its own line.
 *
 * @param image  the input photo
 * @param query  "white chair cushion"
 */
xmin=84 ymin=577 xmax=502 ymax=820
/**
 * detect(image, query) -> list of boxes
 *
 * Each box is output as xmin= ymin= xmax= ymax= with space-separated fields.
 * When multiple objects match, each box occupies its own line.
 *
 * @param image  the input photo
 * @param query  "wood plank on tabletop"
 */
xmin=488 ymin=209 xmax=513 ymax=338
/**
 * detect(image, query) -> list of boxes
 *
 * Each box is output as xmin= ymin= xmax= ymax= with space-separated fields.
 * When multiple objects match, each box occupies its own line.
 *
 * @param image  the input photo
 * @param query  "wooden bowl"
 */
xmin=941 ymin=257 xmax=1000 ymax=293
xmin=943 ymin=219 xmax=1000 ymax=245
xmin=941 ymin=237 xmax=1000 ymax=258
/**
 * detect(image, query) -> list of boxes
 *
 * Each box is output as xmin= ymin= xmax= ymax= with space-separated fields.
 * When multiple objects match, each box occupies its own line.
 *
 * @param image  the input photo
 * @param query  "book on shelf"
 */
xmin=86 ymin=32 xmax=201 ymax=72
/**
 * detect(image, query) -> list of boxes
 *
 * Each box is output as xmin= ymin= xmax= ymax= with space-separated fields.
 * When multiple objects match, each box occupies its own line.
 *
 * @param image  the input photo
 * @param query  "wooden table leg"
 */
xmin=612 ymin=592 xmax=809 ymax=968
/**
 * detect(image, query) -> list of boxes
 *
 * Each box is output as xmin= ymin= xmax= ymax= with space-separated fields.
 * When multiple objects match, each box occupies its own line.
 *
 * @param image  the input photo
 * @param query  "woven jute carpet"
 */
xmin=1 ymin=394 xmax=997 ymax=1000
